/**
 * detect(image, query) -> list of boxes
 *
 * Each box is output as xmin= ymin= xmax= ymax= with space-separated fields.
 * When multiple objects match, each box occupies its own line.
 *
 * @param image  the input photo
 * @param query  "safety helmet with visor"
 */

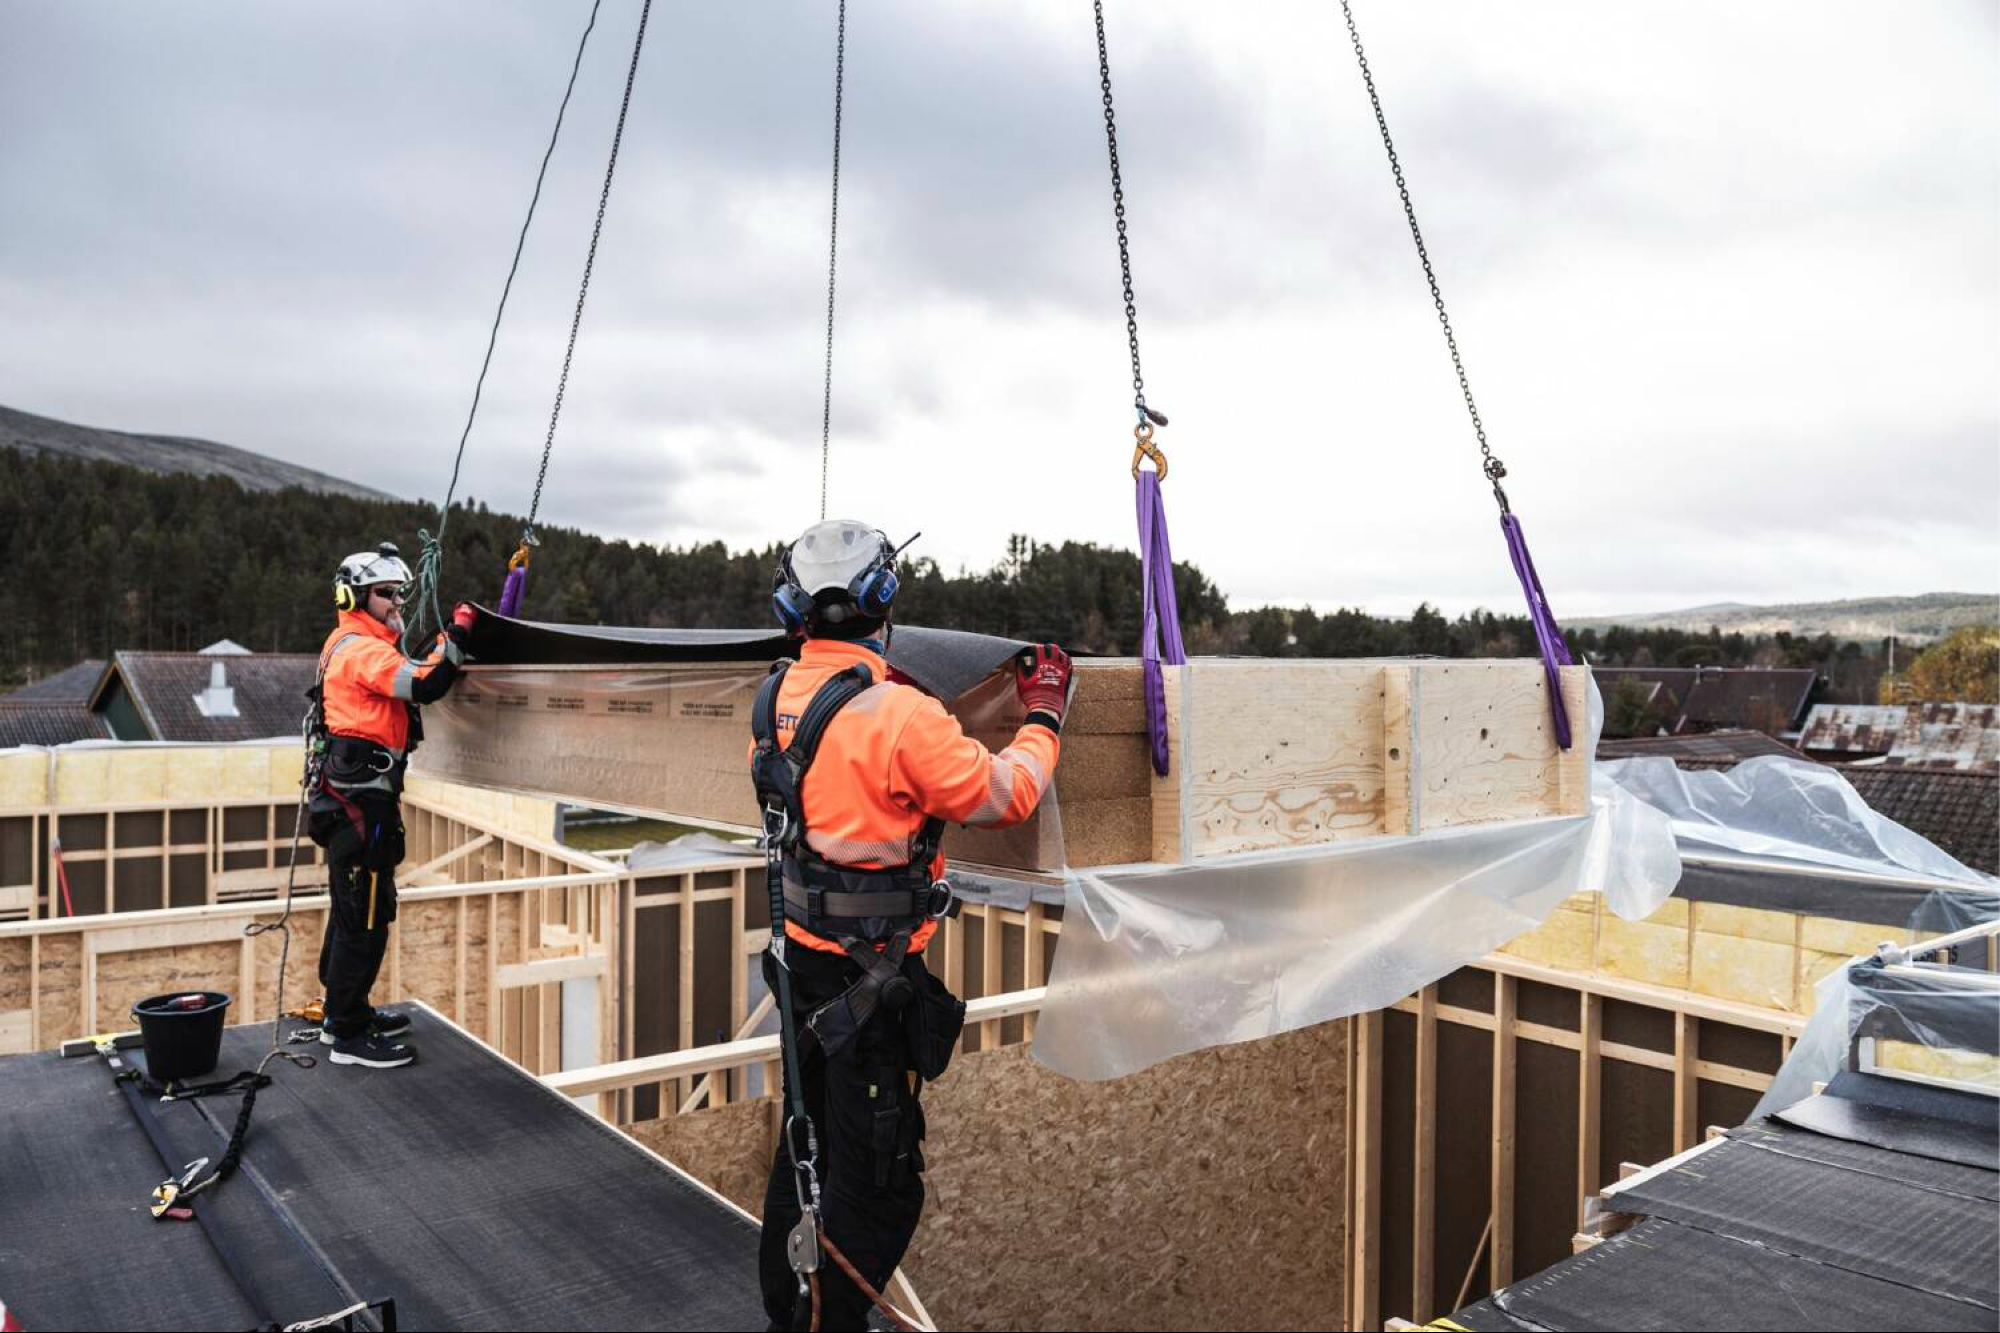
xmin=772 ymin=520 xmax=916 ymax=637
xmin=332 ymin=543 xmax=414 ymax=613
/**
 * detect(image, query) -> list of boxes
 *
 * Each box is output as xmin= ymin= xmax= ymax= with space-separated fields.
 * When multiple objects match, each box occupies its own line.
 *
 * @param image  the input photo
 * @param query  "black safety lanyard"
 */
xmin=755 ymin=663 xmax=874 ymax=1280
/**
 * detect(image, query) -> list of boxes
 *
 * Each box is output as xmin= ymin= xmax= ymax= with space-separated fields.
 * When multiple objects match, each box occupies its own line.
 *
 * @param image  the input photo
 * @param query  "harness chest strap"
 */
xmin=751 ymin=662 xmax=949 ymax=939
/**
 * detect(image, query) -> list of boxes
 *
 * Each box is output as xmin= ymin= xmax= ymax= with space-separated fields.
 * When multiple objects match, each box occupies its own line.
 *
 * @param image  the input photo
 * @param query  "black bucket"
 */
xmin=132 ymin=991 xmax=231 ymax=1084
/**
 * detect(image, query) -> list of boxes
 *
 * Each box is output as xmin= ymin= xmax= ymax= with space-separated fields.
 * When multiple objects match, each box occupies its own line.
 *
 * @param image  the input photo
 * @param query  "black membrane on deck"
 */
xmin=0 ymin=1005 xmax=765 ymax=1331
xmin=1445 ymin=1073 xmax=1999 ymax=1331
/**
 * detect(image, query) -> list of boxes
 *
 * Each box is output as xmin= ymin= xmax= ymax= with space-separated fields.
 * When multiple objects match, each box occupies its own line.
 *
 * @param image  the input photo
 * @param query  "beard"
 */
xmin=380 ymin=608 xmax=406 ymax=635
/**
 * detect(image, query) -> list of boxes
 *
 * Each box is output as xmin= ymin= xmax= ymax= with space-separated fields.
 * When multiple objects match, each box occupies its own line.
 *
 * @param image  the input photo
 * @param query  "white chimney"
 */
xmin=193 ymin=660 xmax=239 ymax=718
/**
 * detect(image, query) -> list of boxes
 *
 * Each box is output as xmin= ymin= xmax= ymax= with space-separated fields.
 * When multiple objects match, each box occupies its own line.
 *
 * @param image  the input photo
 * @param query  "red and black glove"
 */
xmin=1014 ymin=643 xmax=1073 ymax=733
xmin=447 ymin=602 xmax=478 ymax=648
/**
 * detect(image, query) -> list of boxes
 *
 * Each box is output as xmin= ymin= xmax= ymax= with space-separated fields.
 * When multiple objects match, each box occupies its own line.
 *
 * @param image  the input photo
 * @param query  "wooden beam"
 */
xmin=1577 ymin=994 xmax=1602 ymax=1231
xmin=979 ymin=905 xmax=1003 ymax=1048
xmin=1490 ymin=975 xmax=1517 ymax=1292
xmin=679 ymin=993 xmax=777 ymax=1115
xmin=405 ymin=832 xmax=494 ymax=882
xmin=1412 ymin=985 xmax=1438 ymax=1322
xmin=546 ymin=989 xmax=1047 ymax=1098
xmin=1674 ymin=1012 xmax=1699 ymax=1152
xmin=493 ymin=953 xmax=607 ymax=990
xmin=1351 ymin=1009 xmax=1383 ymax=1333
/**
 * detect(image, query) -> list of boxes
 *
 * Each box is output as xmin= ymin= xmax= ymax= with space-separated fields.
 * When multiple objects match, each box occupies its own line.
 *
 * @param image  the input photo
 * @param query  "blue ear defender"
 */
xmin=853 ymin=564 xmax=897 ymax=618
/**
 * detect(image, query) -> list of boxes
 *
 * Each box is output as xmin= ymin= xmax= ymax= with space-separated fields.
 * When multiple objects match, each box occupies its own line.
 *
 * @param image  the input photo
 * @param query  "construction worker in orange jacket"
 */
xmin=307 ymin=542 xmax=476 ymax=1068
xmin=751 ymin=519 xmax=1071 ymax=1331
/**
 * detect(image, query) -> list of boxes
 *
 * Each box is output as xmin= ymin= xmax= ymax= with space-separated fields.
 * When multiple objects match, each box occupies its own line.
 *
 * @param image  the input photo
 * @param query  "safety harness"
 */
xmin=751 ymin=659 xmax=947 ymax=1330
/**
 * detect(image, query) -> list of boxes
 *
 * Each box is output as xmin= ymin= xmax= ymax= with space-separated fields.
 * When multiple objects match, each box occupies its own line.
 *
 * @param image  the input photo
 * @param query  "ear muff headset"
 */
xmin=333 ymin=578 xmax=359 ymax=612
xmin=771 ymin=530 xmax=909 ymax=633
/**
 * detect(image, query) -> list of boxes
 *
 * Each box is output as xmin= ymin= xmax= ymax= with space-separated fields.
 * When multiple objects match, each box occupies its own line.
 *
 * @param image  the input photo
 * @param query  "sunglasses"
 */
xmin=369 ymin=584 xmax=410 ymax=603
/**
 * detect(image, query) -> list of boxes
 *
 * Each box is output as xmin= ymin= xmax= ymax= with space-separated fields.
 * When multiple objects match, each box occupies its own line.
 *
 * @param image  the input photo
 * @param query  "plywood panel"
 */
xmin=1414 ymin=662 xmax=1562 ymax=832
xmin=1185 ymin=660 xmax=1386 ymax=857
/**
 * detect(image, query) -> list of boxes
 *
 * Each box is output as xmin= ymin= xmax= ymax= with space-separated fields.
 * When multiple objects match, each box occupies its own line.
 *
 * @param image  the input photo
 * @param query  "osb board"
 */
xmin=625 ymin=1100 xmax=773 ymax=1215
xmin=35 ymin=935 xmax=82 ymax=1044
xmin=907 ymin=1021 xmax=1348 ymax=1333
xmin=0 ymin=937 xmax=30 ymax=1012
xmin=93 ymin=939 xmax=240 ymax=1032
xmin=250 ymin=909 xmax=326 ymax=1022
xmin=396 ymin=899 xmax=463 ymax=1017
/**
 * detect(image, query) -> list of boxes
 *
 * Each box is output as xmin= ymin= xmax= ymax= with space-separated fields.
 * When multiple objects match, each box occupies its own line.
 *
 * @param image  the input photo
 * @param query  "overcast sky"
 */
xmin=4 ymin=2 xmax=1995 ymax=617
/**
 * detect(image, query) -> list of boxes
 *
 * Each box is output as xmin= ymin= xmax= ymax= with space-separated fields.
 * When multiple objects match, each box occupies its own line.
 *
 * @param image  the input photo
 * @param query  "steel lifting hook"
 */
xmin=1130 ymin=421 xmax=1168 ymax=482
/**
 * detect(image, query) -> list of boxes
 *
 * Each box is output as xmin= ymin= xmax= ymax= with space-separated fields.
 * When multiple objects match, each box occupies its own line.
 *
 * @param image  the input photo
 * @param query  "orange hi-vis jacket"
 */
xmin=319 ymin=611 xmax=463 ymax=755
xmin=759 ymin=638 xmax=1060 ymax=955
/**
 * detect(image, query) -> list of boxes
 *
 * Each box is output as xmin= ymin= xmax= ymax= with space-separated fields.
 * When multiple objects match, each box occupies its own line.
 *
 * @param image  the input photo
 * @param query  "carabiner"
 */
xmin=1130 ymin=421 xmax=1168 ymax=482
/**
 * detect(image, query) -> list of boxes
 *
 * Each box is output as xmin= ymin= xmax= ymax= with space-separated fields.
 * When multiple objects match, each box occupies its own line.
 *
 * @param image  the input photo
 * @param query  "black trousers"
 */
xmin=759 ymin=945 xmax=927 ymax=1332
xmin=318 ymin=856 xmax=398 ymax=1040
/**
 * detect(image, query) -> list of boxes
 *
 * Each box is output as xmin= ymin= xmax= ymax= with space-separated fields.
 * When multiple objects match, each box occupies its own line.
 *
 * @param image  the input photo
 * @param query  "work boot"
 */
xmin=328 ymin=1033 xmax=418 ymax=1068
xmin=318 ymin=1008 xmax=411 ymax=1046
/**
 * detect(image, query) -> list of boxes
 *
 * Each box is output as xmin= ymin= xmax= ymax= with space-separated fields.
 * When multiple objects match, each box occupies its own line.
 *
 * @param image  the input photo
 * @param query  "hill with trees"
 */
xmin=5 ymin=447 xmax=1984 ymax=708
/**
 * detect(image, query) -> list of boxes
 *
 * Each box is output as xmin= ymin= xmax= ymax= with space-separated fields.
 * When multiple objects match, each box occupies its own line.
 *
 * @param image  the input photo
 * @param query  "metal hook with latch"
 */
xmin=1130 ymin=421 xmax=1169 ymax=482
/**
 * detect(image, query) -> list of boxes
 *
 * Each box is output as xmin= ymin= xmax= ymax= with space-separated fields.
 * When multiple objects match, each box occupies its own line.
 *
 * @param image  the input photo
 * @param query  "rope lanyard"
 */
xmin=1338 ymin=0 xmax=1574 ymax=747
xmin=819 ymin=0 xmax=849 ymax=521
xmin=1094 ymin=1 xmax=1185 ymax=776
xmin=405 ymin=0 xmax=607 ymax=652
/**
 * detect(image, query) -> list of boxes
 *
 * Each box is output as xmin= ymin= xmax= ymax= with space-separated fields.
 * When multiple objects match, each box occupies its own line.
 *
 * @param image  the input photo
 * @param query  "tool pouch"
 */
xmin=805 ymin=991 xmax=865 ymax=1064
xmin=905 ymin=958 xmax=965 ymax=1082
xmin=309 ymin=787 xmax=404 ymax=871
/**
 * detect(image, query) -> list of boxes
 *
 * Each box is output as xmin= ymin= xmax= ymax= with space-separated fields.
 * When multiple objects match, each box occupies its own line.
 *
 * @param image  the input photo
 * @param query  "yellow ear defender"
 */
xmin=333 ymin=580 xmax=357 ymax=612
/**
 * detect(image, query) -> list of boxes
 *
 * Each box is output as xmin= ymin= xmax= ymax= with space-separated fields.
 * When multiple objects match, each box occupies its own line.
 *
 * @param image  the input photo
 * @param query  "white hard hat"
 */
xmin=333 ymin=542 xmax=413 ymax=609
xmin=773 ymin=520 xmax=908 ymax=632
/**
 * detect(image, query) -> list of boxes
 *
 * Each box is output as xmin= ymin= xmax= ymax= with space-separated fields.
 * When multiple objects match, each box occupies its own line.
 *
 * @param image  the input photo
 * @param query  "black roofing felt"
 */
xmin=465 ymin=609 xmax=1032 ymax=701
xmin=1481 ymin=1217 xmax=1994 ymax=1333
xmin=1 ymin=1006 xmax=764 ymax=1332
xmin=1778 ymin=1069 xmax=2000 ymax=1171
xmin=1611 ymin=1132 xmax=1998 ymax=1308
xmin=1448 ymin=1073 xmax=2000 ymax=1331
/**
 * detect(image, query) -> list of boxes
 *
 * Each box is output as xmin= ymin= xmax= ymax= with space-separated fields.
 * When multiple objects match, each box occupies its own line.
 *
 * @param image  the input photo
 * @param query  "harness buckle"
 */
xmin=759 ymin=803 xmax=790 ymax=851
xmin=927 ymin=881 xmax=957 ymax=919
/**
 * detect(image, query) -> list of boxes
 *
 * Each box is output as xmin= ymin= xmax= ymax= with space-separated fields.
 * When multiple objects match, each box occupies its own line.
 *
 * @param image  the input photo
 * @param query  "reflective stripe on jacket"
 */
xmin=757 ymin=638 xmax=1060 ymax=954
xmin=320 ymin=610 xmax=460 ymax=751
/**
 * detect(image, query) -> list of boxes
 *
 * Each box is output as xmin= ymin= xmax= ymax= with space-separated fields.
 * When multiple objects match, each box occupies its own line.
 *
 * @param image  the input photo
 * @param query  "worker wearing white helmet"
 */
xmin=306 ymin=542 xmax=478 ymax=1069
xmin=753 ymin=519 xmax=1073 ymax=1329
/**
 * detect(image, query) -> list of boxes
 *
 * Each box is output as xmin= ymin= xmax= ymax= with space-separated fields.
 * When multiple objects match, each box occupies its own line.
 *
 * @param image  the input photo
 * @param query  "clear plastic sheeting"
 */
xmin=1602 ymin=754 xmax=1993 ymax=888
xmin=1753 ymin=932 xmax=2000 ymax=1122
xmin=1032 ymin=677 xmax=1684 ymax=1081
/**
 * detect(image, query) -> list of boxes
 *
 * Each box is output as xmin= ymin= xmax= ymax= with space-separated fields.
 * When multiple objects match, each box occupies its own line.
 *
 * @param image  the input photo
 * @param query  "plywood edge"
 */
xmin=1149 ymin=664 xmax=1189 ymax=863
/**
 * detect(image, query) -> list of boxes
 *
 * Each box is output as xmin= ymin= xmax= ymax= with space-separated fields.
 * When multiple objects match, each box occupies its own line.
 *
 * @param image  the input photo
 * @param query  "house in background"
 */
xmin=1593 ymin=666 xmax=1821 ymax=739
xmin=0 ymin=658 xmax=110 ymax=748
xmin=85 ymin=641 xmax=314 ymax=742
xmin=1797 ymin=702 xmax=1999 ymax=772
xmin=2 ymin=641 xmax=314 ymax=746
